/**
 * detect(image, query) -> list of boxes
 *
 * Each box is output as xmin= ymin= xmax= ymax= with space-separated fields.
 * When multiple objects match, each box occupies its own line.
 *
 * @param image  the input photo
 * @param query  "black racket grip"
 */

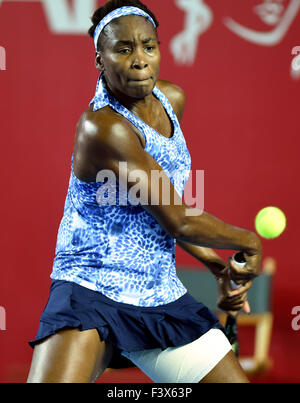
xmin=225 ymin=315 xmax=240 ymax=357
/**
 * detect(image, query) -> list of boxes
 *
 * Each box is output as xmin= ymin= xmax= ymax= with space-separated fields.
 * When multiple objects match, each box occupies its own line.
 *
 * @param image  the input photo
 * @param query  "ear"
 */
xmin=95 ymin=51 xmax=104 ymax=72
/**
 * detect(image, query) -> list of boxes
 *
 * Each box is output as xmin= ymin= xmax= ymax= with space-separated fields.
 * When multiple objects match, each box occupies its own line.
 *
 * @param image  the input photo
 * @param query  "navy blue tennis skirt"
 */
xmin=29 ymin=279 xmax=224 ymax=369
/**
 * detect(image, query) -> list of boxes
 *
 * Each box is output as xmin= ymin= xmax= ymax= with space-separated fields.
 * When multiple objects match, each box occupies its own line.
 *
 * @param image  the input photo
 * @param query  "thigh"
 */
xmin=122 ymin=329 xmax=235 ymax=383
xmin=200 ymin=350 xmax=249 ymax=383
xmin=27 ymin=328 xmax=114 ymax=383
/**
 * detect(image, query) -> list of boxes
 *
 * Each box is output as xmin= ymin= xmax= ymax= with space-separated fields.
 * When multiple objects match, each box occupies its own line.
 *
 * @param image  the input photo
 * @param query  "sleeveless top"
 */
xmin=50 ymin=74 xmax=192 ymax=307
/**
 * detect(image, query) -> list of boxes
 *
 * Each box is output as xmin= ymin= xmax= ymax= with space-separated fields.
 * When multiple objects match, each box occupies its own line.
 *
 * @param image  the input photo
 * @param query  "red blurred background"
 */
xmin=0 ymin=0 xmax=299 ymax=383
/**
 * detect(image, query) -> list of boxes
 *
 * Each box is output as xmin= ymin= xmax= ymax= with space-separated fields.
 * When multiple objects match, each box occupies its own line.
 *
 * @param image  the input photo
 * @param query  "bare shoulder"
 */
xmin=156 ymin=79 xmax=186 ymax=101
xmin=156 ymin=79 xmax=186 ymax=121
xmin=74 ymin=106 xmax=146 ymax=179
xmin=76 ymin=106 xmax=120 ymax=143
xmin=76 ymin=106 xmax=144 ymax=149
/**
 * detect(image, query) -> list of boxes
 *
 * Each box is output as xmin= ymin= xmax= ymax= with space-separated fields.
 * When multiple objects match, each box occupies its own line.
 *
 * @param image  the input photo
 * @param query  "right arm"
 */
xmin=81 ymin=112 xmax=262 ymax=276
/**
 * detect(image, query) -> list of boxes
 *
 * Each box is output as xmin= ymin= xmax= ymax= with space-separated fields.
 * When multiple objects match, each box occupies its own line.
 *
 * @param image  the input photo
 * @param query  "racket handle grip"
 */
xmin=226 ymin=252 xmax=247 ymax=357
xmin=225 ymin=315 xmax=240 ymax=357
xmin=230 ymin=252 xmax=246 ymax=290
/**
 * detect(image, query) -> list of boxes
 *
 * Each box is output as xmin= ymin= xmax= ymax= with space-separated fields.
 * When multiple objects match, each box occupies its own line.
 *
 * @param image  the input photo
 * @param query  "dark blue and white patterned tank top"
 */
xmin=51 ymin=74 xmax=192 ymax=307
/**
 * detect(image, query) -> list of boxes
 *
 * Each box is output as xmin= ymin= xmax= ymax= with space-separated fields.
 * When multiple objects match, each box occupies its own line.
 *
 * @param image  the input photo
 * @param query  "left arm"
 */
xmin=162 ymin=81 xmax=251 ymax=315
xmin=159 ymin=82 xmax=227 ymax=276
xmin=176 ymin=240 xmax=227 ymax=276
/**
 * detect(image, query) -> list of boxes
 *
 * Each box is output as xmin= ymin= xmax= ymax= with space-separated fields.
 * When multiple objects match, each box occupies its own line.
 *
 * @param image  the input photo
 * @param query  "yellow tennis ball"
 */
xmin=255 ymin=206 xmax=286 ymax=239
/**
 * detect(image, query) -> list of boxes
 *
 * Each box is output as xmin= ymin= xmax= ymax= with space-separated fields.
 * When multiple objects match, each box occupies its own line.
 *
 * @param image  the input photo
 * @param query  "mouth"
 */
xmin=129 ymin=77 xmax=152 ymax=83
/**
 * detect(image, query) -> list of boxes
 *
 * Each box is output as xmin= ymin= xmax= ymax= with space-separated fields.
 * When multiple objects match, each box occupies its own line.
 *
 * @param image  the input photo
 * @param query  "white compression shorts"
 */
xmin=121 ymin=328 xmax=232 ymax=383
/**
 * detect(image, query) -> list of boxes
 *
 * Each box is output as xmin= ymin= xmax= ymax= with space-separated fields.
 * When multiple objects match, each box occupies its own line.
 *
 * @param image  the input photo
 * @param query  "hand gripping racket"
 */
xmin=225 ymin=251 xmax=247 ymax=357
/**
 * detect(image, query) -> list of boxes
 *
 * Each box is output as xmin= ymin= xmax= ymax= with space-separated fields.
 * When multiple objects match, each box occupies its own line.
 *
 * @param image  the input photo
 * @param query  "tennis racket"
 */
xmin=225 ymin=251 xmax=247 ymax=357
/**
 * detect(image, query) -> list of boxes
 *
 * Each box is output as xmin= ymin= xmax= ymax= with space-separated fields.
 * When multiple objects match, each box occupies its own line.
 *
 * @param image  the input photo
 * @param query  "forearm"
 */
xmin=177 ymin=210 xmax=261 ymax=255
xmin=176 ymin=240 xmax=226 ymax=275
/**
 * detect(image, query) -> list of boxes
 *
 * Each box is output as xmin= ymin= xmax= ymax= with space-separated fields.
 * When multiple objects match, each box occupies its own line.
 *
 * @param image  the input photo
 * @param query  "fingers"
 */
xmin=243 ymin=300 xmax=251 ymax=314
xmin=218 ymin=293 xmax=249 ymax=312
xmin=228 ymin=256 xmax=260 ymax=280
xmin=217 ymin=261 xmax=254 ymax=317
xmin=229 ymin=288 xmax=250 ymax=309
xmin=228 ymin=257 xmax=257 ymax=285
xmin=219 ymin=284 xmax=251 ymax=314
xmin=228 ymin=280 xmax=252 ymax=296
xmin=224 ymin=301 xmax=251 ymax=318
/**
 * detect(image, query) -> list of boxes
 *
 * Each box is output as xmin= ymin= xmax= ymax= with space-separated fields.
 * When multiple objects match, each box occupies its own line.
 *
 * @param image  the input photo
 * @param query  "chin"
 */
xmin=128 ymin=83 xmax=155 ymax=98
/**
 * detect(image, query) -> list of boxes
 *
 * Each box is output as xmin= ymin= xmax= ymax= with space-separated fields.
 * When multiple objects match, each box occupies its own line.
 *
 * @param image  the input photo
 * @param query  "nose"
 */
xmin=131 ymin=48 xmax=148 ymax=70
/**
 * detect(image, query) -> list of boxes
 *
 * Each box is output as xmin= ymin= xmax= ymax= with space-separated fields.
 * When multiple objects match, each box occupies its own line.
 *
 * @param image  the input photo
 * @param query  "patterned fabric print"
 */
xmin=51 ymin=74 xmax=192 ymax=307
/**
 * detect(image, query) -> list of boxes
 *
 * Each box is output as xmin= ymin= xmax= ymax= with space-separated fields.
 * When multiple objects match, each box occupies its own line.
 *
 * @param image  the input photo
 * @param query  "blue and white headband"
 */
xmin=93 ymin=6 xmax=157 ymax=50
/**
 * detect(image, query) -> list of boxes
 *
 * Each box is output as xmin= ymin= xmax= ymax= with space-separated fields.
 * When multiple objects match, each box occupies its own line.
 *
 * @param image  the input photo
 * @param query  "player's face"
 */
xmin=96 ymin=15 xmax=161 ymax=100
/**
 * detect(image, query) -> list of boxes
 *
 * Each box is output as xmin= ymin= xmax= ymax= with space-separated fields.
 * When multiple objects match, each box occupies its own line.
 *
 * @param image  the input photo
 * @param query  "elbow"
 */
xmin=249 ymin=232 xmax=263 ymax=254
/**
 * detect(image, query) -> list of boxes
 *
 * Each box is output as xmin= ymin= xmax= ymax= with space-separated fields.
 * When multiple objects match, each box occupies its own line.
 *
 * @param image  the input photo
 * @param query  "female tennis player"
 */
xmin=27 ymin=0 xmax=262 ymax=383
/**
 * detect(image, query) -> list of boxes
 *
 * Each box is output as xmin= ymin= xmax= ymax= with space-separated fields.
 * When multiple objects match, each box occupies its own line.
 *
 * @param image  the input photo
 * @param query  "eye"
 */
xmin=145 ymin=46 xmax=155 ymax=52
xmin=118 ymin=48 xmax=131 ymax=54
